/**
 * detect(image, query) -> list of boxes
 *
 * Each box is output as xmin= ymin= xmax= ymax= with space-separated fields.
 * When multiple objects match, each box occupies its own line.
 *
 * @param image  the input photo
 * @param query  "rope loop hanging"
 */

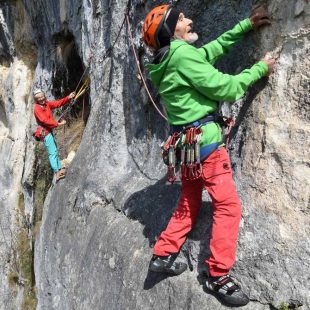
xmin=125 ymin=13 xmax=168 ymax=122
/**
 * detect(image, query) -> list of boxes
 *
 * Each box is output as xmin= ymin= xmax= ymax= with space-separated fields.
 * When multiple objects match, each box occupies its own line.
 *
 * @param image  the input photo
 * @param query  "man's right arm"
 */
xmin=48 ymin=96 xmax=71 ymax=109
xmin=197 ymin=19 xmax=252 ymax=65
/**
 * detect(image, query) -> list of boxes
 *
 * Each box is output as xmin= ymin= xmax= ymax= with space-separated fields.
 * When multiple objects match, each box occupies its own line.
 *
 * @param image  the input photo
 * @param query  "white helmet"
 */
xmin=33 ymin=88 xmax=44 ymax=96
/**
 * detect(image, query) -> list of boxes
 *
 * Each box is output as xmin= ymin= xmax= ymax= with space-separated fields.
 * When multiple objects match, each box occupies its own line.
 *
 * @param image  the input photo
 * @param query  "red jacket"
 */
xmin=34 ymin=96 xmax=70 ymax=139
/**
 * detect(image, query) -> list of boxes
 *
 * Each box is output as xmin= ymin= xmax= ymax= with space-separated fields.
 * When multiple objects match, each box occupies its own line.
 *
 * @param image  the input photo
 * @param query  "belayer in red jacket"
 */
xmin=33 ymin=89 xmax=75 ymax=181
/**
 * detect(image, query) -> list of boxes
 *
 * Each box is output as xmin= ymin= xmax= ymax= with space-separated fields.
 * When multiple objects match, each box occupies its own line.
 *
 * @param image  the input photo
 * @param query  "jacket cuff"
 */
xmin=257 ymin=61 xmax=269 ymax=76
xmin=239 ymin=18 xmax=253 ymax=33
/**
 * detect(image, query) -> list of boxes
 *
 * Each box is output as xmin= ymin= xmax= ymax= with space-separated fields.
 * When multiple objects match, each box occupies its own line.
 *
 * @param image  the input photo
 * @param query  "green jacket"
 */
xmin=147 ymin=18 xmax=268 ymax=147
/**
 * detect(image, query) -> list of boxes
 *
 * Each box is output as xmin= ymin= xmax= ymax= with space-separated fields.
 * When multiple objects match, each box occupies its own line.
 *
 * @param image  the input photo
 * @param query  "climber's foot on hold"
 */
xmin=205 ymin=274 xmax=249 ymax=307
xmin=55 ymin=168 xmax=66 ymax=182
xmin=148 ymin=254 xmax=187 ymax=275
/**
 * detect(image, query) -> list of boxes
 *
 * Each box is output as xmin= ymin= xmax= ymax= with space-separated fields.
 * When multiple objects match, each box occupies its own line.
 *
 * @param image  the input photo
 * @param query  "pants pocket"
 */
xmin=201 ymin=147 xmax=232 ymax=181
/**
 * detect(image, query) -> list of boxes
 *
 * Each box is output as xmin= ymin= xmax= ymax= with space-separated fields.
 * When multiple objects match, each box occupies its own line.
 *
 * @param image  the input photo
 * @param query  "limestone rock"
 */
xmin=0 ymin=0 xmax=309 ymax=309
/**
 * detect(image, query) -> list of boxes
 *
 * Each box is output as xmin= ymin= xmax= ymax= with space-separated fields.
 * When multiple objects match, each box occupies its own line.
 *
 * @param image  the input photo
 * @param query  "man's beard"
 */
xmin=186 ymin=32 xmax=199 ymax=44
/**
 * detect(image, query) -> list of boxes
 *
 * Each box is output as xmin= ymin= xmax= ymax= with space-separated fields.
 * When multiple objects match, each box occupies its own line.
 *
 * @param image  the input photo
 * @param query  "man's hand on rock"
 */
xmin=250 ymin=6 xmax=271 ymax=29
xmin=261 ymin=53 xmax=276 ymax=76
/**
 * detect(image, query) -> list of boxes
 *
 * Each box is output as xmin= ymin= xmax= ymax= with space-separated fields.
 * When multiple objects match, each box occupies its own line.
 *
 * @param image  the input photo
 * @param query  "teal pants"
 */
xmin=43 ymin=133 xmax=62 ymax=173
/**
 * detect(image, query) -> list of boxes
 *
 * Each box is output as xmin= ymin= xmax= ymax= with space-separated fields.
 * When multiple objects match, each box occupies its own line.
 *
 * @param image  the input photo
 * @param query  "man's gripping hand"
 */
xmin=58 ymin=119 xmax=66 ymax=126
xmin=68 ymin=92 xmax=76 ymax=99
xmin=261 ymin=53 xmax=276 ymax=76
xmin=249 ymin=6 xmax=271 ymax=29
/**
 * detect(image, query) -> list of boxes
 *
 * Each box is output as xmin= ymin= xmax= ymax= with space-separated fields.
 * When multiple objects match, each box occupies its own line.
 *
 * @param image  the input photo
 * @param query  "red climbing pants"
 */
xmin=153 ymin=147 xmax=242 ymax=277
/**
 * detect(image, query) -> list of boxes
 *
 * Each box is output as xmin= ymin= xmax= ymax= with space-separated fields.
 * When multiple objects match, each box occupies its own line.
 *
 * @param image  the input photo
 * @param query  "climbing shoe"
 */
xmin=55 ymin=168 xmax=67 ymax=182
xmin=205 ymin=274 xmax=249 ymax=307
xmin=149 ymin=254 xmax=187 ymax=275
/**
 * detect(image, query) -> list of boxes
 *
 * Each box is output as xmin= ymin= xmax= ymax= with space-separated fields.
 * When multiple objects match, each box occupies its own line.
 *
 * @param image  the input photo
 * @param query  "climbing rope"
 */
xmin=75 ymin=77 xmax=90 ymax=100
xmin=57 ymin=77 xmax=90 ymax=121
xmin=82 ymin=96 xmax=85 ymax=121
xmin=74 ymin=67 xmax=90 ymax=94
xmin=125 ymin=13 xmax=168 ymax=121
xmin=62 ymin=119 xmax=67 ymax=157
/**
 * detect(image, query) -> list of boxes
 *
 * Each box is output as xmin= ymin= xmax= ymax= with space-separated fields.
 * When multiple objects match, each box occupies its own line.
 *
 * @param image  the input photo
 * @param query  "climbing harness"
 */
xmin=161 ymin=127 xmax=202 ymax=183
xmin=161 ymin=115 xmax=235 ymax=183
xmin=161 ymin=132 xmax=181 ymax=183
xmin=33 ymin=125 xmax=47 ymax=141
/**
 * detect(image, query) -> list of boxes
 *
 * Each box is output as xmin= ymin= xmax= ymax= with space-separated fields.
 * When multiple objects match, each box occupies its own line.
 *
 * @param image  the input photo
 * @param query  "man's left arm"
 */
xmin=198 ymin=19 xmax=252 ymax=65
xmin=198 ymin=6 xmax=270 ymax=65
xmin=48 ymin=92 xmax=75 ymax=109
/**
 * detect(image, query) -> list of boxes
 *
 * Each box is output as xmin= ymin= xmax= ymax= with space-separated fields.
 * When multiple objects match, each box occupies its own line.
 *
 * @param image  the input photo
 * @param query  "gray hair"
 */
xmin=33 ymin=89 xmax=44 ymax=96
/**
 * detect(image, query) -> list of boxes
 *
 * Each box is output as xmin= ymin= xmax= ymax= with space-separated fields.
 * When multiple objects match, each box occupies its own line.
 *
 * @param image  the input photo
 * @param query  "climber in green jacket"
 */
xmin=142 ymin=4 xmax=275 ymax=307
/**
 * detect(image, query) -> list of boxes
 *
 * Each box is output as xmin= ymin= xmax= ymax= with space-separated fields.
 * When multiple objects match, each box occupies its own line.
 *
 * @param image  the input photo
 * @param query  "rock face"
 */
xmin=0 ymin=0 xmax=309 ymax=309
xmin=0 ymin=1 xmax=36 ymax=308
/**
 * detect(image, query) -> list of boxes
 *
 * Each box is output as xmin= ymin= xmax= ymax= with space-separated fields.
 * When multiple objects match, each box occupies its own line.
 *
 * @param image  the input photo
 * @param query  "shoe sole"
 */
xmin=149 ymin=265 xmax=187 ymax=275
xmin=56 ymin=175 xmax=66 ymax=182
xmin=206 ymin=287 xmax=250 ymax=307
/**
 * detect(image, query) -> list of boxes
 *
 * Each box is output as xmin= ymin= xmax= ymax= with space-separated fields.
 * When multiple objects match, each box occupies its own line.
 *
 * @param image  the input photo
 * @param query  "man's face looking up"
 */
xmin=174 ymin=13 xmax=198 ymax=44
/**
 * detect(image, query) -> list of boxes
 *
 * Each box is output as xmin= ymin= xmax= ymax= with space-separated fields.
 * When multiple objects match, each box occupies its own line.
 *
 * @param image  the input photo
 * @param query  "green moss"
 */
xmin=278 ymin=302 xmax=289 ymax=310
xmin=15 ymin=114 xmax=85 ymax=310
xmin=8 ymin=271 xmax=19 ymax=287
xmin=17 ymin=230 xmax=37 ymax=309
xmin=278 ymin=301 xmax=301 ymax=310
xmin=18 ymin=192 xmax=25 ymax=213
xmin=9 ymin=192 xmax=38 ymax=309
xmin=22 ymin=288 xmax=37 ymax=310
xmin=33 ymin=143 xmax=53 ymax=238
xmin=17 ymin=230 xmax=32 ymax=282
xmin=9 ymin=135 xmax=54 ymax=309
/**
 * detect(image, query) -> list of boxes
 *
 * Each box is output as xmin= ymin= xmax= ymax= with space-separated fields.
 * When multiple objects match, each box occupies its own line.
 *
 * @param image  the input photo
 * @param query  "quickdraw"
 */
xmin=182 ymin=127 xmax=202 ymax=181
xmin=161 ymin=127 xmax=202 ymax=183
xmin=161 ymin=132 xmax=181 ymax=183
xmin=223 ymin=117 xmax=235 ymax=150
xmin=161 ymin=115 xmax=235 ymax=183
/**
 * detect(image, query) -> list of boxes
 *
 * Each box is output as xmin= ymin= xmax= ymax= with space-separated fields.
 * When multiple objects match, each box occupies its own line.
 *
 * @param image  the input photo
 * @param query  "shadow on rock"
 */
xmin=183 ymin=200 xmax=214 ymax=276
xmin=123 ymin=176 xmax=216 ymax=288
xmin=143 ymin=269 xmax=176 ymax=290
xmin=123 ymin=177 xmax=181 ymax=246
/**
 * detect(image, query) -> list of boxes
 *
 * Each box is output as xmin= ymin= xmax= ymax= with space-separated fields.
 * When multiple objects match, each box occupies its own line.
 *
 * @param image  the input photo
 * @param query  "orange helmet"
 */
xmin=143 ymin=5 xmax=179 ymax=50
